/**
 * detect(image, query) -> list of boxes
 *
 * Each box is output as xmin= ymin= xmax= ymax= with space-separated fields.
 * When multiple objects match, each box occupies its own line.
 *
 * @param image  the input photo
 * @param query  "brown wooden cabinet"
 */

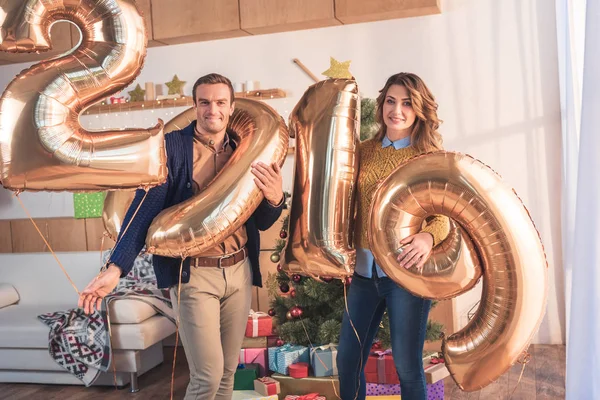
xmin=334 ymin=0 xmax=441 ymax=24
xmin=240 ymin=0 xmax=341 ymax=35
xmin=151 ymin=0 xmax=248 ymax=45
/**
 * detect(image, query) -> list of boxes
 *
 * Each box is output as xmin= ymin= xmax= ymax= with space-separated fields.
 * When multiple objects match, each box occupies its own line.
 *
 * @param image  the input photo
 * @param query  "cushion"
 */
xmin=0 ymin=283 xmax=19 ymax=309
xmin=108 ymin=299 xmax=157 ymax=324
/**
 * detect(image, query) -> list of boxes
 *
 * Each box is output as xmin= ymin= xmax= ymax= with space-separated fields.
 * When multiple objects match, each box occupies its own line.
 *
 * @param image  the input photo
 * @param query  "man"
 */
xmin=78 ymin=73 xmax=284 ymax=399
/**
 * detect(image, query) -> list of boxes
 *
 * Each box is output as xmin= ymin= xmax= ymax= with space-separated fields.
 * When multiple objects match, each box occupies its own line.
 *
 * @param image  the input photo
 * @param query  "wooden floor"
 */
xmin=0 ymin=344 xmax=565 ymax=399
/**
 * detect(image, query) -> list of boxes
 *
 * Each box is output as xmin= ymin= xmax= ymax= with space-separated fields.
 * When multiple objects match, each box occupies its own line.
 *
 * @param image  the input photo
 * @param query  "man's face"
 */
xmin=194 ymin=83 xmax=234 ymax=135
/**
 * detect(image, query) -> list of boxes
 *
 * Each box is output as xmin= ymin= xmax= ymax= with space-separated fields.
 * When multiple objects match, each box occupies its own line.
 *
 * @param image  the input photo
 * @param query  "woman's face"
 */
xmin=382 ymin=84 xmax=416 ymax=137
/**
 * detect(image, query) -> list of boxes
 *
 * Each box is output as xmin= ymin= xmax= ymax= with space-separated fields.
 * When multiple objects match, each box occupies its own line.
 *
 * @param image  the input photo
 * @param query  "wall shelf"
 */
xmin=84 ymin=88 xmax=286 ymax=115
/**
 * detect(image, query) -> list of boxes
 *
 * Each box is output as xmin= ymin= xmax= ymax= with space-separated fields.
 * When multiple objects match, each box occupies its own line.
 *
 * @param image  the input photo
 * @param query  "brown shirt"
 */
xmin=192 ymin=125 xmax=247 ymax=256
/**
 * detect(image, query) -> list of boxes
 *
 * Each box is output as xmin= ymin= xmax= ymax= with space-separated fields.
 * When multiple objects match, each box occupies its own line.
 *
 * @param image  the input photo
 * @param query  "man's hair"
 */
xmin=192 ymin=73 xmax=235 ymax=105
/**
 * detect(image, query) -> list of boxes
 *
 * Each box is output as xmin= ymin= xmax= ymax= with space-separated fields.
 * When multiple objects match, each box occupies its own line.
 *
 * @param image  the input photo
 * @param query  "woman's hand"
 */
xmin=397 ymin=232 xmax=434 ymax=270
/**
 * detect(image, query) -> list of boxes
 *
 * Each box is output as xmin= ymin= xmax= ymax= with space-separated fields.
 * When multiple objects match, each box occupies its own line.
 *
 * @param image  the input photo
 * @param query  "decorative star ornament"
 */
xmin=128 ymin=84 xmax=145 ymax=102
xmin=322 ymin=57 xmax=353 ymax=79
xmin=165 ymin=74 xmax=186 ymax=95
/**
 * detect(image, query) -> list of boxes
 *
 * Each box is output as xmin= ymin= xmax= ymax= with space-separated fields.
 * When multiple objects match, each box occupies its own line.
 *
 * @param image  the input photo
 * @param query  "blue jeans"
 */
xmin=337 ymin=271 xmax=432 ymax=400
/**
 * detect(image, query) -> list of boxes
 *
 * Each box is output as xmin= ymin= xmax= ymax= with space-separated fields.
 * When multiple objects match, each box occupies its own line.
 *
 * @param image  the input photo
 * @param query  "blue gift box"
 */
xmin=268 ymin=344 xmax=309 ymax=375
xmin=310 ymin=344 xmax=338 ymax=377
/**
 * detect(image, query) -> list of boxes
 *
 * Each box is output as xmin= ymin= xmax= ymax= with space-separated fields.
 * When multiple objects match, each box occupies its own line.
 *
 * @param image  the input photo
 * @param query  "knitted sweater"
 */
xmin=354 ymin=138 xmax=450 ymax=248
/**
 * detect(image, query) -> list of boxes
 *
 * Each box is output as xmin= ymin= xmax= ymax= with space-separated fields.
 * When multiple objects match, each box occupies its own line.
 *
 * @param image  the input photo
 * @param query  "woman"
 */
xmin=337 ymin=73 xmax=450 ymax=400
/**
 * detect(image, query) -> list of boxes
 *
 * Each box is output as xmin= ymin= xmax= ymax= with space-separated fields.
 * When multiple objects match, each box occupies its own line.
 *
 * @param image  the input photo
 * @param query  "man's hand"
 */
xmin=251 ymin=161 xmax=284 ymax=206
xmin=397 ymin=232 xmax=434 ymax=270
xmin=78 ymin=264 xmax=121 ymax=314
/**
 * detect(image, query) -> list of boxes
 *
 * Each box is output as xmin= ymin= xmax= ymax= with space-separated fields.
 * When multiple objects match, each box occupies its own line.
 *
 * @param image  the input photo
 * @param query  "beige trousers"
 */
xmin=170 ymin=257 xmax=253 ymax=400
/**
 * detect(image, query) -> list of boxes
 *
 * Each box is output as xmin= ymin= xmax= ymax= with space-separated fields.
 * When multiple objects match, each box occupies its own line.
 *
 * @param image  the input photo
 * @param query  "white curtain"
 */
xmin=557 ymin=0 xmax=600 ymax=398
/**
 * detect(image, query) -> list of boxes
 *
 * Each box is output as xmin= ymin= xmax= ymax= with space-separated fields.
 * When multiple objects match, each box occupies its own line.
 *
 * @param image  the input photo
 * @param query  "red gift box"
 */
xmin=288 ymin=362 xmax=310 ymax=378
xmin=365 ymin=350 xmax=399 ymax=384
xmin=285 ymin=394 xmax=325 ymax=400
xmin=254 ymin=377 xmax=280 ymax=395
xmin=245 ymin=309 xmax=273 ymax=337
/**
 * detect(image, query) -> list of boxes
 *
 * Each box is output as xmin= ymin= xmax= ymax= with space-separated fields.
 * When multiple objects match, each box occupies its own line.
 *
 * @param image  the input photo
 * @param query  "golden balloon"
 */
xmin=0 ymin=0 xmax=166 ymax=191
xmin=368 ymin=151 xmax=548 ymax=391
xmin=146 ymin=99 xmax=289 ymax=257
xmin=283 ymin=79 xmax=360 ymax=279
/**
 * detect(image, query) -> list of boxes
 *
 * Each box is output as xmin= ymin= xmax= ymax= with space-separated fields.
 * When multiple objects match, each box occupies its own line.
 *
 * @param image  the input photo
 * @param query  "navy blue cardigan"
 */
xmin=109 ymin=121 xmax=283 ymax=289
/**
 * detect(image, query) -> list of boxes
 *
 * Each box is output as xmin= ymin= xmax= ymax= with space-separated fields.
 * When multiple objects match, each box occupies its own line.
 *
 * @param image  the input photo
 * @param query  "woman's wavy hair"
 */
xmin=374 ymin=72 xmax=443 ymax=152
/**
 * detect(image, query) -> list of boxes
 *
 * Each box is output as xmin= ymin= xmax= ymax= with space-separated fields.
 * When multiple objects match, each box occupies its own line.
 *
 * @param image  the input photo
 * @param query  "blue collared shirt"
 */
xmin=355 ymin=135 xmax=411 ymax=278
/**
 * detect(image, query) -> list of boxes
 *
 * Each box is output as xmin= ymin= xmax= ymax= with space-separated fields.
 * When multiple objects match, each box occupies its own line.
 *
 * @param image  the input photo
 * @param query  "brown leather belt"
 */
xmin=190 ymin=247 xmax=247 ymax=268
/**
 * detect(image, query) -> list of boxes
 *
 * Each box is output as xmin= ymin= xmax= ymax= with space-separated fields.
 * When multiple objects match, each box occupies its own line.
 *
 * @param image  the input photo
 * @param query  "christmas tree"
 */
xmin=267 ymin=217 xmax=443 ymax=349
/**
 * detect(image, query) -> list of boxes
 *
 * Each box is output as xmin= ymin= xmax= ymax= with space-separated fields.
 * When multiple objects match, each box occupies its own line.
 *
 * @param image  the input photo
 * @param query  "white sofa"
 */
xmin=0 ymin=252 xmax=176 ymax=392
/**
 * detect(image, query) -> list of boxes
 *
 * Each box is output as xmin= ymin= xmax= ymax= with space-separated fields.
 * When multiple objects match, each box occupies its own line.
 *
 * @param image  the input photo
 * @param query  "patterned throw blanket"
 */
xmin=38 ymin=251 xmax=175 ymax=386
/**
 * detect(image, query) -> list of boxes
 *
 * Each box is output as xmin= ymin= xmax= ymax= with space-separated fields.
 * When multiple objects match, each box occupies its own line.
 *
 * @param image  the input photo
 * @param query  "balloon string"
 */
xmin=343 ymin=280 xmax=363 ymax=400
xmin=171 ymin=255 xmax=186 ymax=400
xmin=100 ymin=189 xmax=149 ymax=273
xmin=15 ymin=194 xmax=80 ymax=295
xmin=508 ymin=350 xmax=532 ymax=399
xmin=104 ymin=303 xmax=118 ymax=389
xmin=297 ymin=314 xmax=341 ymax=400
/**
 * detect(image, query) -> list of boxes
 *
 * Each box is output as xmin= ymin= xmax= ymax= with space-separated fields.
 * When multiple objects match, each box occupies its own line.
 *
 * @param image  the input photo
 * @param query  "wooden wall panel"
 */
xmin=137 ymin=0 xmax=167 ymax=47
xmin=46 ymin=218 xmax=87 ymax=252
xmin=11 ymin=219 xmax=49 ymax=253
xmin=335 ymin=0 xmax=441 ymax=24
xmin=0 ymin=220 xmax=13 ymax=253
xmin=85 ymin=218 xmax=115 ymax=252
xmin=240 ymin=0 xmax=340 ymax=35
xmin=151 ymin=0 xmax=248 ymax=44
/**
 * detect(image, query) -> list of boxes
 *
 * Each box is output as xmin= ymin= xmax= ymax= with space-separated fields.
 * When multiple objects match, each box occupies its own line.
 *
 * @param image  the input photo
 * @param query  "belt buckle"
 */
xmin=218 ymin=253 xmax=234 ymax=268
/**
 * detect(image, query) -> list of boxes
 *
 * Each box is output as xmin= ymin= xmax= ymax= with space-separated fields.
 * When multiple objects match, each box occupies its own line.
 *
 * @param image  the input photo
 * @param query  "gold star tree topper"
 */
xmin=165 ymin=74 xmax=186 ymax=95
xmin=128 ymin=84 xmax=145 ymax=102
xmin=322 ymin=57 xmax=353 ymax=79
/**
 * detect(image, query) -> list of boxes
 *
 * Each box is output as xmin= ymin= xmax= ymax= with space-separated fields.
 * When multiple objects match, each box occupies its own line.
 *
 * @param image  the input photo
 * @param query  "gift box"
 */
xmin=365 ymin=379 xmax=444 ymax=399
xmin=426 ymin=380 xmax=444 ymax=400
xmin=254 ymin=377 xmax=280 ymax=396
xmin=366 ymin=383 xmax=401 ymax=395
xmin=242 ymin=336 xmax=278 ymax=349
xmin=285 ymin=394 xmax=326 ymax=400
xmin=245 ymin=310 xmax=273 ymax=337
xmin=239 ymin=348 xmax=268 ymax=377
xmin=272 ymin=373 xmax=339 ymax=398
xmin=234 ymin=363 xmax=260 ymax=390
xmin=268 ymin=344 xmax=309 ymax=375
xmin=289 ymin=362 xmax=310 ymax=378
xmin=365 ymin=350 xmax=399 ymax=384
xmin=310 ymin=344 xmax=338 ymax=377
xmin=424 ymin=362 xmax=449 ymax=384
xmin=73 ymin=192 xmax=106 ymax=219
xmin=232 ymin=390 xmax=278 ymax=400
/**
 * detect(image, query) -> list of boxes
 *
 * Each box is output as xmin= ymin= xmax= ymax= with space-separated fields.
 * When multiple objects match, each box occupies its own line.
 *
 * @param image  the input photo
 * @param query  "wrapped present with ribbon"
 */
xmin=424 ymin=360 xmax=449 ymax=384
xmin=366 ymin=375 xmax=445 ymax=399
xmin=365 ymin=349 xmax=399 ymax=384
xmin=272 ymin=373 xmax=339 ymax=398
xmin=231 ymin=390 xmax=278 ymax=400
xmin=245 ymin=309 xmax=273 ymax=337
xmin=366 ymin=383 xmax=401 ymax=395
xmin=310 ymin=343 xmax=338 ymax=377
xmin=234 ymin=363 xmax=260 ymax=390
xmin=239 ymin=347 xmax=268 ymax=377
xmin=289 ymin=362 xmax=310 ymax=378
xmin=284 ymin=394 xmax=326 ymax=400
xmin=254 ymin=377 xmax=281 ymax=396
xmin=268 ymin=344 xmax=309 ymax=375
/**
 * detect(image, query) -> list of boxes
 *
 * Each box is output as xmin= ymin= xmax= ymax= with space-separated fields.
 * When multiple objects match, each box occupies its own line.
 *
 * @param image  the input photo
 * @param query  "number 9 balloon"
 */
xmin=0 ymin=0 xmax=167 ymax=191
xmin=369 ymin=151 xmax=548 ymax=391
